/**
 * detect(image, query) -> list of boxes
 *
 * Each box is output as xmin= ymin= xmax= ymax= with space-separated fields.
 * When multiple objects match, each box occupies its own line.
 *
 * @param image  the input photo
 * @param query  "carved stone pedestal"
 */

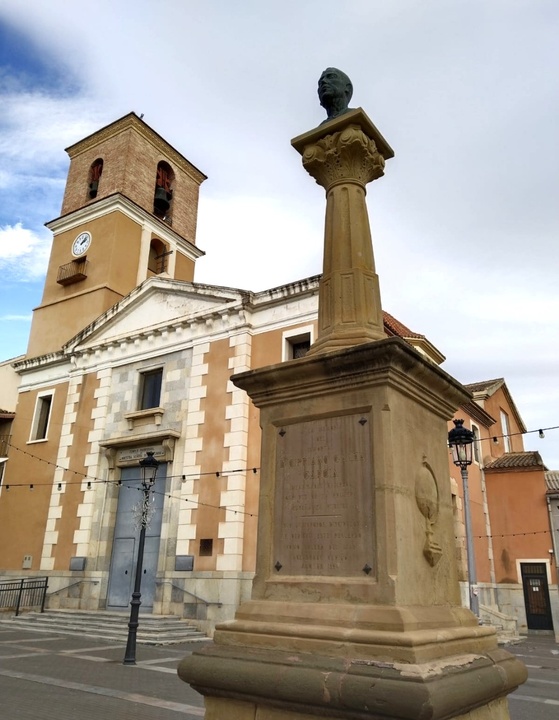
xmin=179 ymin=339 xmax=527 ymax=719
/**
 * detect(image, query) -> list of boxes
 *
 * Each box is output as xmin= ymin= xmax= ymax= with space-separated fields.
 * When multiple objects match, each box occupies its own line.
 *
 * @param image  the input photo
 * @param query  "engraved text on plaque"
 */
xmin=274 ymin=414 xmax=373 ymax=576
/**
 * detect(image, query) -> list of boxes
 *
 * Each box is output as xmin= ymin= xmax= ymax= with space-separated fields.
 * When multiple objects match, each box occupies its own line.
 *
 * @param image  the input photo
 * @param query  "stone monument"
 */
xmin=179 ymin=71 xmax=526 ymax=720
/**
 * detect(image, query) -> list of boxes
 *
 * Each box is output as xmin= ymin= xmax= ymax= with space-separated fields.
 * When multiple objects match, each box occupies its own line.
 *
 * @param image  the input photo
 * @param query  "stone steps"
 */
xmin=0 ymin=609 xmax=208 ymax=645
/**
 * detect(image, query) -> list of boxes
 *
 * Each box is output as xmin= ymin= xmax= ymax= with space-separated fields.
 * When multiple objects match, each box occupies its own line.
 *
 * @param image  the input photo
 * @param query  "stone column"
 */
xmin=291 ymin=109 xmax=394 ymax=355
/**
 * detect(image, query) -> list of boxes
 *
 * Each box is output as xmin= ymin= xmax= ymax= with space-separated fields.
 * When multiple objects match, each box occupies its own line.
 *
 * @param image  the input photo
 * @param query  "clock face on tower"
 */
xmin=72 ymin=231 xmax=92 ymax=257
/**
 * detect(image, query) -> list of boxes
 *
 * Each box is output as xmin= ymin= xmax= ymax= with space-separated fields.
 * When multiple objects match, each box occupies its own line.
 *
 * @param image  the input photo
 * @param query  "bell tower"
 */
xmin=27 ymin=113 xmax=206 ymax=358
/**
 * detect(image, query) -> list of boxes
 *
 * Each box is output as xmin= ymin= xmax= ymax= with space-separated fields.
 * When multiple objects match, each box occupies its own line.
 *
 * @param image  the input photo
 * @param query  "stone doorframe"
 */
xmin=95 ymin=430 xmax=181 ymax=609
xmin=101 ymin=429 xmax=180 ymax=470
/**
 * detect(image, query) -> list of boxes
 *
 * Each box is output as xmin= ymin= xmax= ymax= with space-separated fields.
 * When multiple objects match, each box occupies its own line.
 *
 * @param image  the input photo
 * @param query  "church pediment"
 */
xmin=65 ymin=277 xmax=247 ymax=353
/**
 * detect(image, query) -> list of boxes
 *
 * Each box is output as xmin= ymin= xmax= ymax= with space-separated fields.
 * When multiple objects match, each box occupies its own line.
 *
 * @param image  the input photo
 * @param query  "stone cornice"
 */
xmin=13 ymin=351 xmax=68 ymax=374
xmin=45 ymin=193 xmax=205 ymax=261
xmin=65 ymin=112 xmax=207 ymax=185
xmin=232 ymin=337 xmax=470 ymax=420
xmin=292 ymin=108 xmax=394 ymax=161
xmin=249 ymin=275 xmax=320 ymax=309
xmin=460 ymin=400 xmax=496 ymax=429
xmin=70 ymin=304 xmax=250 ymax=368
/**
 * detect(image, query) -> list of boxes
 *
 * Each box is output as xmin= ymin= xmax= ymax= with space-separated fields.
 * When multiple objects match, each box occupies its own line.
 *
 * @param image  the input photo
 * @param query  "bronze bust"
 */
xmin=318 ymin=67 xmax=354 ymax=123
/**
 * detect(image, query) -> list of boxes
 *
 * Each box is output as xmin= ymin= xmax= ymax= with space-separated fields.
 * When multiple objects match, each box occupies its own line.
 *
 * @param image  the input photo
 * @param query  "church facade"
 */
xmin=0 ymin=114 xmax=557 ymax=638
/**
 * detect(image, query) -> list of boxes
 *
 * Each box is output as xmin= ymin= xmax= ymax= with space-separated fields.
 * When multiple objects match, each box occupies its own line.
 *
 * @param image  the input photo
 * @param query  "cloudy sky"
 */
xmin=0 ymin=1 xmax=558 ymax=467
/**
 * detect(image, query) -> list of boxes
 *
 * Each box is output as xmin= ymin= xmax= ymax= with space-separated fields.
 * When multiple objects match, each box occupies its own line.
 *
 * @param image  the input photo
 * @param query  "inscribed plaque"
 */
xmin=274 ymin=414 xmax=373 ymax=576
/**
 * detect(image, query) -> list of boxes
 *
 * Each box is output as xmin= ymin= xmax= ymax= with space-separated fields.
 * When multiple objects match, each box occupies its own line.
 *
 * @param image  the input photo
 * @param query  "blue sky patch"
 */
xmin=0 ymin=18 xmax=77 ymax=95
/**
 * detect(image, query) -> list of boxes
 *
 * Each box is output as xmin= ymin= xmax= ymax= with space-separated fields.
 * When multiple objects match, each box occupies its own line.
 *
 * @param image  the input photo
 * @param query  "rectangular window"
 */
xmin=199 ymin=539 xmax=213 ymax=557
xmin=139 ymin=369 xmax=163 ymax=410
xmin=500 ymin=410 xmax=511 ymax=452
xmin=31 ymin=393 xmax=53 ymax=441
xmin=282 ymin=326 xmax=314 ymax=361
xmin=472 ymin=424 xmax=481 ymax=464
xmin=291 ymin=339 xmax=311 ymax=359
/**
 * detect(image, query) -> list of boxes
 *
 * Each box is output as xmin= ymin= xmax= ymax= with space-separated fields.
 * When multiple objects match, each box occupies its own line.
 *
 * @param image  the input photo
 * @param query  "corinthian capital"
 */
xmin=301 ymin=124 xmax=385 ymax=191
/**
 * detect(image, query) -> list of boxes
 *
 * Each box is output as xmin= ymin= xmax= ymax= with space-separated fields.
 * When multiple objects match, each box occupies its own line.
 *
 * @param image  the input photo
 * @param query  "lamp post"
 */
xmin=123 ymin=451 xmax=160 ymax=665
xmin=448 ymin=418 xmax=479 ymax=617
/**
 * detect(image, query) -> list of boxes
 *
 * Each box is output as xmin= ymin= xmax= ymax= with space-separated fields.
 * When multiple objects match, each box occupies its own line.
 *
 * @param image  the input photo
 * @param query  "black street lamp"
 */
xmin=123 ymin=451 xmax=160 ymax=665
xmin=448 ymin=418 xmax=479 ymax=617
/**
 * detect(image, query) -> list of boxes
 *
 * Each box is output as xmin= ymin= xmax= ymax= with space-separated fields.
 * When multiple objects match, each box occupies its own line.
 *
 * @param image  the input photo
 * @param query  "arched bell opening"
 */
xmin=148 ymin=238 xmax=171 ymax=276
xmin=153 ymin=161 xmax=174 ymax=222
xmin=88 ymin=158 xmax=104 ymax=199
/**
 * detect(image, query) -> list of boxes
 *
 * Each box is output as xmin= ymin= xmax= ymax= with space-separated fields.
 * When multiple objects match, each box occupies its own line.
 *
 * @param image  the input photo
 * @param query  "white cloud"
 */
xmin=0 ymin=89 xmax=109 ymax=172
xmin=0 ymin=314 xmax=32 ymax=322
xmin=0 ymin=0 xmax=558 ymax=468
xmin=195 ymin=195 xmax=322 ymax=291
xmin=0 ymin=223 xmax=50 ymax=279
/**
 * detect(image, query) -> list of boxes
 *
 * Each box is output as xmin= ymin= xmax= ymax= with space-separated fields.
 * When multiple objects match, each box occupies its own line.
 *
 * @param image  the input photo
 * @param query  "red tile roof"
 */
xmin=382 ymin=311 xmax=424 ymax=339
xmin=484 ymin=451 xmax=546 ymax=471
xmin=546 ymin=471 xmax=559 ymax=492
xmin=464 ymin=378 xmax=504 ymax=394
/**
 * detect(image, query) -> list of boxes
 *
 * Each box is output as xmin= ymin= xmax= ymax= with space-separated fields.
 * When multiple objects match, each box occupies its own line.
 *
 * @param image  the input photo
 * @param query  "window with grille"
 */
xmin=283 ymin=328 xmax=313 ymax=361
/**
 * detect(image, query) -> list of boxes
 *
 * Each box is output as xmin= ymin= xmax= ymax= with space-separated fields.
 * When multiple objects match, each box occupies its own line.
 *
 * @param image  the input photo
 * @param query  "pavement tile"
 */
xmin=0 ymin=628 xmax=206 ymax=719
xmin=0 ymin=675 xmax=203 ymax=720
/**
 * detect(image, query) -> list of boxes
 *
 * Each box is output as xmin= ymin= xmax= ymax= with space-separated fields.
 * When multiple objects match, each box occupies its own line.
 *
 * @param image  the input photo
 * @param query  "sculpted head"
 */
xmin=318 ymin=68 xmax=353 ymax=120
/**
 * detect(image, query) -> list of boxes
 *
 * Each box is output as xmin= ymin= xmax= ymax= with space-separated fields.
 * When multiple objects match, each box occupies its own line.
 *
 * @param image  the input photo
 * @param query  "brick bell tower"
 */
xmin=27 ymin=113 xmax=207 ymax=358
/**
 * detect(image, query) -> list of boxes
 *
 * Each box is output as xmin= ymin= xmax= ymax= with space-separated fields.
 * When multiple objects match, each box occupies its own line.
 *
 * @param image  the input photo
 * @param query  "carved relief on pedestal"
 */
xmin=301 ymin=124 xmax=386 ymax=191
xmin=415 ymin=458 xmax=442 ymax=566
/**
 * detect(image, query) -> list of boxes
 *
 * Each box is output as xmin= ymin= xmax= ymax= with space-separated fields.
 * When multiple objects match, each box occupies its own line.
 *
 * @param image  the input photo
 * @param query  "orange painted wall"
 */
xmin=0 ymin=382 xmax=69 ymax=569
xmin=485 ymin=468 xmax=556 ymax=584
xmin=482 ymin=388 xmax=525 ymax=462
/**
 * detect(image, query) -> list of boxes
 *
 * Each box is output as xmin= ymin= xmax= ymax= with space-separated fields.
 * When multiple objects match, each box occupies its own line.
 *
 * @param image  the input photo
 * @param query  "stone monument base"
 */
xmin=180 ymin=601 xmax=524 ymax=720
xmin=201 ymin=696 xmax=512 ymax=720
xmin=179 ymin=339 xmax=526 ymax=719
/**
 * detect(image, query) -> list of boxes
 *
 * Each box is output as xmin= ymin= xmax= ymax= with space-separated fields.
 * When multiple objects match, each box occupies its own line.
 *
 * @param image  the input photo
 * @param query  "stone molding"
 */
xmin=232 ymin=337 xmax=469 ymax=421
xmin=101 ymin=430 xmax=179 ymax=469
xmin=302 ymin=124 xmax=386 ymax=191
xmin=46 ymin=193 xmax=204 ymax=259
xmin=180 ymin=643 xmax=526 ymax=720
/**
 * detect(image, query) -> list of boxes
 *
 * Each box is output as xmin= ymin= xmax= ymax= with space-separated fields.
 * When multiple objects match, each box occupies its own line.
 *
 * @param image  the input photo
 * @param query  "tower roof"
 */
xmin=64 ymin=112 xmax=206 ymax=183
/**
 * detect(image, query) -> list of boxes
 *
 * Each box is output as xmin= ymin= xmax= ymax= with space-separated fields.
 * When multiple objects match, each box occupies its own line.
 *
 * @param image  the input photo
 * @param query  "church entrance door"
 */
xmin=106 ymin=464 xmax=166 ymax=612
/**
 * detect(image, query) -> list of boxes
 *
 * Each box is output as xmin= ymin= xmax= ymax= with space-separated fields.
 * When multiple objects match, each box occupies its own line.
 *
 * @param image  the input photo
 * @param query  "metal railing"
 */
xmin=155 ymin=580 xmax=222 ymax=607
xmin=56 ymin=258 xmax=88 ymax=286
xmin=46 ymin=579 xmax=99 ymax=597
xmin=0 ymin=577 xmax=48 ymax=616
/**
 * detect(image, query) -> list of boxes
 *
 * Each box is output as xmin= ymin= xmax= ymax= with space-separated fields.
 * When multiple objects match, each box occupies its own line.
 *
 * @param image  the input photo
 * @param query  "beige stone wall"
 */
xmin=28 ymin=212 xmax=144 ymax=358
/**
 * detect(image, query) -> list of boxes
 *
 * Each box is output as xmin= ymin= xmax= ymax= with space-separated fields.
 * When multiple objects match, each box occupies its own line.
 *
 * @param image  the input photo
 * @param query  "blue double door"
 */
xmin=107 ymin=464 xmax=166 ymax=612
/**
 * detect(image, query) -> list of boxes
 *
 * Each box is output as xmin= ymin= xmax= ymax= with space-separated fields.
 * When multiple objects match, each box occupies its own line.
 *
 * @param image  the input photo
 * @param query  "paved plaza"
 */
xmin=0 ymin=624 xmax=206 ymax=719
xmin=1 ymin=624 xmax=558 ymax=719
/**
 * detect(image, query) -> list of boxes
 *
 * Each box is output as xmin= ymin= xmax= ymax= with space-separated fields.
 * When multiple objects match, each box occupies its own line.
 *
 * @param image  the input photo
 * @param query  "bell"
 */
xmin=154 ymin=186 xmax=171 ymax=213
xmin=88 ymin=181 xmax=98 ymax=198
